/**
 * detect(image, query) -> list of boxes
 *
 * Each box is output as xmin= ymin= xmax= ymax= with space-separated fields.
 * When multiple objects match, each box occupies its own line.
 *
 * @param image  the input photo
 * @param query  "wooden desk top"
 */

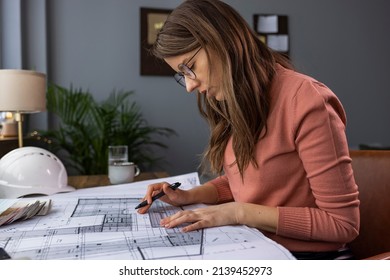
xmin=68 ymin=172 xmax=169 ymax=189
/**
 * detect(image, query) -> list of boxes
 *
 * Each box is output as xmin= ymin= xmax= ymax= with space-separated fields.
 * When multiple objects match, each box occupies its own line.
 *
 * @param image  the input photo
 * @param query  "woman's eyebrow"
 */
xmin=182 ymin=48 xmax=202 ymax=66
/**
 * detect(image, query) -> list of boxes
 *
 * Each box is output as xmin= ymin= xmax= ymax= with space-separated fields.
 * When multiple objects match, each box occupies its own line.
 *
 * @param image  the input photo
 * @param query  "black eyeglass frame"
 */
xmin=174 ymin=48 xmax=202 ymax=87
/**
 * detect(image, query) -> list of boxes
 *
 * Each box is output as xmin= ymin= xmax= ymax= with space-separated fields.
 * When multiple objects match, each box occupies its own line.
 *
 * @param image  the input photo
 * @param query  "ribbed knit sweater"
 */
xmin=209 ymin=64 xmax=360 ymax=252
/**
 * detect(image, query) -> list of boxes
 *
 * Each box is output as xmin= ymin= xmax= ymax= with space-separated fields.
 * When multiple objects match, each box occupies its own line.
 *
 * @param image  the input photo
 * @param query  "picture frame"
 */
xmin=140 ymin=7 xmax=174 ymax=76
xmin=253 ymin=14 xmax=289 ymax=57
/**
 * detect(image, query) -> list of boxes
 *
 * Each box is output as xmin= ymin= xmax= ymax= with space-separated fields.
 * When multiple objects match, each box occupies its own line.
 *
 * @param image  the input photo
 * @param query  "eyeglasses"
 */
xmin=174 ymin=48 xmax=202 ymax=87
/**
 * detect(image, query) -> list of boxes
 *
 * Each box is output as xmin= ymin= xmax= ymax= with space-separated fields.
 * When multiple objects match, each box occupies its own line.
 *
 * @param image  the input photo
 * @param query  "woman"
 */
xmin=138 ymin=0 xmax=359 ymax=259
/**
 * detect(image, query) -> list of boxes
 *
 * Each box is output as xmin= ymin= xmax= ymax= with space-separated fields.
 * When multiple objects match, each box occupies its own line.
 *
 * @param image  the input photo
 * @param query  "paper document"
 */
xmin=0 ymin=172 xmax=294 ymax=260
xmin=0 ymin=198 xmax=51 ymax=226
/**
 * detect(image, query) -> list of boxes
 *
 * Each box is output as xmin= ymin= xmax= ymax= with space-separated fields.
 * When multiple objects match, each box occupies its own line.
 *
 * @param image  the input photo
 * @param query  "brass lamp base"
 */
xmin=14 ymin=112 xmax=24 ymax=148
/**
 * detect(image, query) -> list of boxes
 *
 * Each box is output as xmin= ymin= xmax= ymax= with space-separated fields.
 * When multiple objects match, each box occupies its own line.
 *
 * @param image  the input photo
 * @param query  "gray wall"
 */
xmin=6 ymin=0 xmax=390 ymax=176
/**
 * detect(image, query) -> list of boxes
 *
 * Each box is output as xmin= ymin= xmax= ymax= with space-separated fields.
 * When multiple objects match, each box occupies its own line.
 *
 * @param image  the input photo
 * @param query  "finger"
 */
xmin=137 ymin=205 xmax=150 ymax=214
xmin=161 ymin=183 xmax=180 ymax=198
xmin=146 ymin=182 xmax=168 ymax=193
xmin=160 ymin=210 xmax=185 ymax=226
xmin=162 ymin=182 xmax=175 ymax=193
xmin=145 ymin=183 xmax=163 ymax=196
xmin=137 ymin=188 xmax=166 ymax=214
xmin=181 ymin=221 xmax=206 ymax=232
xmin=161 ymin=185 xmax=186 ymax=204
xmin=162 ymin=210 xmax=198 ymax=228
xmin=137 ymin=204 xmax=153 ymax=214
xmin=137 ymin=192 xmax=157 ymax=210
xmin=145 ymin=182 xmax=168 ymax=204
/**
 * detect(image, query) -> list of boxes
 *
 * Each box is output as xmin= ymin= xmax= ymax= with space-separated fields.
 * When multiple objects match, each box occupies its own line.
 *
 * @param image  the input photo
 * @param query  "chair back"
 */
xmin=348 ymin=150 xmax=390 ymax=259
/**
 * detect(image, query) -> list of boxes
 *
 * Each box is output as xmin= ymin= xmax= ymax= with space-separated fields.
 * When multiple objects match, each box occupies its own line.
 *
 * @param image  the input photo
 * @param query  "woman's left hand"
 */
xmin=160 ymin=202 xmax=240 ymax=232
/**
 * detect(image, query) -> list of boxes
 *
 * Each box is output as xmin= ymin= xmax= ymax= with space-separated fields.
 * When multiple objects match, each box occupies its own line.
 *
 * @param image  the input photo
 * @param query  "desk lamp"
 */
xmin=0 ymin=69 xmax=46 ymax=147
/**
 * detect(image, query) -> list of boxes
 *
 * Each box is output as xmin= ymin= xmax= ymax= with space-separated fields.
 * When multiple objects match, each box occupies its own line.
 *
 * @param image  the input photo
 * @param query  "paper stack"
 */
xmin=0 ymin=199 xmax=51 ymax=226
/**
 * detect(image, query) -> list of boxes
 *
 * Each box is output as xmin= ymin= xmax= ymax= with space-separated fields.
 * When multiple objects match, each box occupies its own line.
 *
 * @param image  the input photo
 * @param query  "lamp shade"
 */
xmin=0 ymin=69 xmax=46 ymax=112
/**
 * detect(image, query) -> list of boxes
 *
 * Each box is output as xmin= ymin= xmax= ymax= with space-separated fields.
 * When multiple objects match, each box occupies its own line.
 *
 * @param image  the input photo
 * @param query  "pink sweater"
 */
xmin=209 ymin=64 xmax=360 ymax=252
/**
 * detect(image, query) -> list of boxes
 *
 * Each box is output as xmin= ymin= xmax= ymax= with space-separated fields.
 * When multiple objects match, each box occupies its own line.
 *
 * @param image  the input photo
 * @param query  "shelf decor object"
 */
xmin=253 ymin=14 xmax=289 ymax=57
xmin=0 ymin=69 xmax=46 ymax=147
xmin=140 ymin=7 xmax=174 ymax=76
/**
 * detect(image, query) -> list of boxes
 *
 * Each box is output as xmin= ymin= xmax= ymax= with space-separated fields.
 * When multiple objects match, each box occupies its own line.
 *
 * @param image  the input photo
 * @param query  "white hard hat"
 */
xmin=0 ymin=147 xmax=75 ymax=198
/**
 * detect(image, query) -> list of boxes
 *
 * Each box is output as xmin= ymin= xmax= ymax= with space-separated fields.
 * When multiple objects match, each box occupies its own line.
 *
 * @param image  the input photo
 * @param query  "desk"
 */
xmin=1 ymin=172 xmax=295 ymax=260
xmin=68 ymin=172 xmax=169 ymax=189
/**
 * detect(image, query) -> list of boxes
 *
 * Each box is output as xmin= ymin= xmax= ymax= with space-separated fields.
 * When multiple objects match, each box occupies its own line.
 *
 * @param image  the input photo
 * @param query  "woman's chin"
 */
xmin=213 ymin=92 xmax=224 ymax=101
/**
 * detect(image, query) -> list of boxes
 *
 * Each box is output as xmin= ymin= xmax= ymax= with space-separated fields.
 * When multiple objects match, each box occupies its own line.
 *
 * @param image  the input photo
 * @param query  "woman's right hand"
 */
xmin=136 ymin=181 xmax=191 ymax=214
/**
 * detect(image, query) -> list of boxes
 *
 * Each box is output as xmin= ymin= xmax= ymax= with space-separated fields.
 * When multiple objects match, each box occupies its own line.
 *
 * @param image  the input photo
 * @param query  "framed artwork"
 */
xmin=140 ymin=7 xmax=174 ymax=76
xmin=253 ymin=14 xmax=289 ymax=57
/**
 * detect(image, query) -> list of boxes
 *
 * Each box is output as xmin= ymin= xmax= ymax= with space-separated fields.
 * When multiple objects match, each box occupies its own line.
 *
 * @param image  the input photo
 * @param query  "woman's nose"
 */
xmin=185 ymin=77 xmax=199 ymax=93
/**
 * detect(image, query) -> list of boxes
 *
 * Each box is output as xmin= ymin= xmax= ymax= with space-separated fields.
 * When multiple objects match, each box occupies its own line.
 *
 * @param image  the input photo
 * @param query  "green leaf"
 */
xmin=35 ymin=85 xmax=176 ymax=175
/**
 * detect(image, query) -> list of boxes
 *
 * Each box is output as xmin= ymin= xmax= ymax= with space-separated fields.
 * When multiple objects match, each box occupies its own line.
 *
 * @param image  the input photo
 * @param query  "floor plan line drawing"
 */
xmin=0 ymin=172 xmax=295 ymax=260
xmin=0 ymin=198 xmax=204 ymax=260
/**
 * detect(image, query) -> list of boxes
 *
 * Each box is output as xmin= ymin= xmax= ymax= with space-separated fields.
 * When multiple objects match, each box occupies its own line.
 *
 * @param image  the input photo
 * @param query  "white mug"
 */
xmin=108 ymin=162 xmax=140 ymax=184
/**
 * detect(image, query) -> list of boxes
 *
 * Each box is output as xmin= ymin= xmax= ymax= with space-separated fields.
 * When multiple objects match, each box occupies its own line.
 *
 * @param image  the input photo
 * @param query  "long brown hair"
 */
xmin=151 ymin=0 xmax=292 ymax=178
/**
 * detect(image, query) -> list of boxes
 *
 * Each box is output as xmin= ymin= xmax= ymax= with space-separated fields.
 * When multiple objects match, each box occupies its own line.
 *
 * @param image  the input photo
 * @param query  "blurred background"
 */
xmin=1 ymin=0 xmax=389 ymax=176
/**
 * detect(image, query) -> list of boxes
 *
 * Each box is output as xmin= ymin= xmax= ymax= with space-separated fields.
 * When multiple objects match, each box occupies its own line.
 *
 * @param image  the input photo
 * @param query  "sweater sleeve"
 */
xmin=276 ymin=80 xmax=360 ymax=243
xmin=208 ymin=175 xmax=235 ymax=203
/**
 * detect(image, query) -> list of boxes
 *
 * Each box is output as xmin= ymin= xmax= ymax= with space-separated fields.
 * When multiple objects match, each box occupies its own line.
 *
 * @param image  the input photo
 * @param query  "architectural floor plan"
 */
xmin=0 ymin=173 xmax=294 ymax=260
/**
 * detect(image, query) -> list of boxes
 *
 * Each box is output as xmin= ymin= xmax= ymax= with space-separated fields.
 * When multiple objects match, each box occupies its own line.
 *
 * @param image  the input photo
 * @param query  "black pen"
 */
xmin=135 ymin=182 xmax=181 ymax=209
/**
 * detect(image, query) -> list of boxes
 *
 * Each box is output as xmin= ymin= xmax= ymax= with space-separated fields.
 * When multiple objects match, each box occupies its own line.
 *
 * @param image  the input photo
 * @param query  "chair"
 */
xmin=348 ymin=150 xmax=390 ymax=260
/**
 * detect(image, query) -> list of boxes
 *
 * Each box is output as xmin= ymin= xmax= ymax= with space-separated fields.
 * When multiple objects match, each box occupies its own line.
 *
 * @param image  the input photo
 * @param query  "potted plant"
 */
xmin=34 ymin=84 xmax=175 ymax=175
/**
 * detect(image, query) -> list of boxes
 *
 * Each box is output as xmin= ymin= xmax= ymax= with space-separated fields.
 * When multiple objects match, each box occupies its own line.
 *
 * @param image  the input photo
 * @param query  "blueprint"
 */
xmin=0 ymin=172 xmax=294 ymax=260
